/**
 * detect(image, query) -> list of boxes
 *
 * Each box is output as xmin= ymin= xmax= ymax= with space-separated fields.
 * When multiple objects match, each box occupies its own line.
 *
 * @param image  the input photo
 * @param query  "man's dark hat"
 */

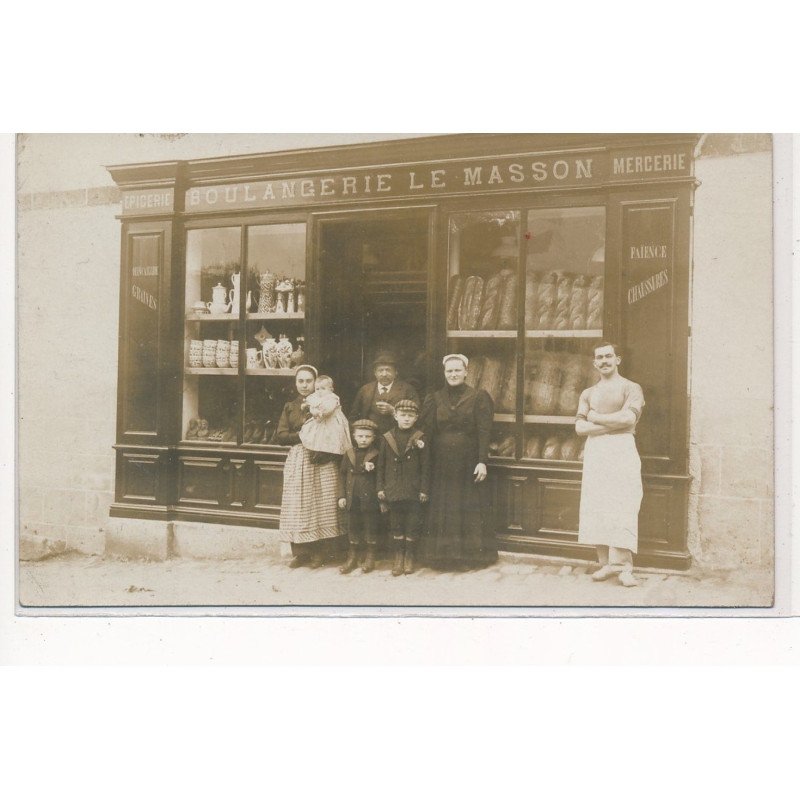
xmin=372 ymin=351 xmax=397 ymax=367
xmin=351 ymin=418 xmax=379 ymax=432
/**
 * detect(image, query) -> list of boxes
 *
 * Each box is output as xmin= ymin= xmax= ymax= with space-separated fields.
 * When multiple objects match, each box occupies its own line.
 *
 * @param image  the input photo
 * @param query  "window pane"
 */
xmin=183 ymin=227 xmax=241 ymax=444
xmin=244 ymin=223 xmax=307 ymax=444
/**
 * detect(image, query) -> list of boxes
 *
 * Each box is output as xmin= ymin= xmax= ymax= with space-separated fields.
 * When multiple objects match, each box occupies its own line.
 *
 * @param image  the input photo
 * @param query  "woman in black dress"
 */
xmin=420 ymin=354 xmax=498 ymax=569
xmin=277 ymin=364 xmax=343 ymax=568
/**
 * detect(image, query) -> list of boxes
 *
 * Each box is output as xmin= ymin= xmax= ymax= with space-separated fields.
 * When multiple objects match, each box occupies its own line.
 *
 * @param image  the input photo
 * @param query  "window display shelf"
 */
xmin=247 ymin=312 xmax=305 ymax=321
xmin=185 ymin=367 xmax=238 ymax=376
xmin=494 ymin=413 xmax=577 ymax=424
xmin=185 ymin=312 xmax=238 ymax=322
xmin=245 ymin=368 xmax=295 ymax=376
xmin=525 ymin=330 xmax=603 ymax=338
xmin=524 ymin=414 xmax=576 ymax=424
xmin=447 ymin=330 xmax=516 ymax=338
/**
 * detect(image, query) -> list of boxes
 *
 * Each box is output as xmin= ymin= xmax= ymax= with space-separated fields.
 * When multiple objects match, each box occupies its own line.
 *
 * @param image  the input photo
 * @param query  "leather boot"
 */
xmin=340 ymin=546 xmax=360 ymax=574
xmin=309 ymin=541 xmax=327 ymax=569
xmin=362 ymin=545 xmax=376 ymax=573
xmin=403 ymin=542 xmax=416 ymax=575
xmin=391 ymin=542 xmax=405 ymax=577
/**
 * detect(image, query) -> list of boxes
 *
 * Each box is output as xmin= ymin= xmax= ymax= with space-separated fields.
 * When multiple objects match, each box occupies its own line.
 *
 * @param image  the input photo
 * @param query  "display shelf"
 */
xmin=524 ymin=414 xmax=576 ymax=424
xmin=247 ymin=312 xmax=305 ymax=321
xmin=447 ymin=329 xmax=515 ymax=338
xmin=495 ymin=413 xmax=577 ymax=424
xmin=185 ymin=312 xmax=239 ymax=322
xmin=184 ymin=367 xmax=238 ymax=376
xmin=245 ymin=368 xmax=295 ymax=376
xmin=525 ymin=329 xmax=603 ymax=338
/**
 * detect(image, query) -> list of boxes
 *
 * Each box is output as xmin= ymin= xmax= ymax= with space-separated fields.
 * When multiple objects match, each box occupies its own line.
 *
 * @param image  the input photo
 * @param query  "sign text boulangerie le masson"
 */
xmin=120 ymin=144 xmax=694 ymax=215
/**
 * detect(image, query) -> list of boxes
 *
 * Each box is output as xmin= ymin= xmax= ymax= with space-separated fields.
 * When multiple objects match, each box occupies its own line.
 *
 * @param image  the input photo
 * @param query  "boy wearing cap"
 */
xmin=337 ymin=419 xmax=383 ymax=574
xmin=349 ymin=351 xmax=420 ymax=435
xmin=377 ymin=399 xmax=430 ymax=576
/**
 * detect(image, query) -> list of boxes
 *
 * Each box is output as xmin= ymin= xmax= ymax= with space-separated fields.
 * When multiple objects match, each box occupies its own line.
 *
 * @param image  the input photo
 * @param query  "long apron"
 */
xmin=279 ymin=444 xmax=341 ymax=544
xmin=578 ymin=433 xmax=642 ymax=553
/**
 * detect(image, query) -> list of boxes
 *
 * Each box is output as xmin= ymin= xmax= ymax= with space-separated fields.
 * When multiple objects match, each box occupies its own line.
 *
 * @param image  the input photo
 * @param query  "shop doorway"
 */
xmin=316 ymin=211 xmax=430 ymax=413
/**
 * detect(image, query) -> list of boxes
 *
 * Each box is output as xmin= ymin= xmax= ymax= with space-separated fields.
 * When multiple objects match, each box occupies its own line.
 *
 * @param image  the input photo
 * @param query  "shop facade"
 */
xmin=108 ymin=134 xmax=699 ymax=569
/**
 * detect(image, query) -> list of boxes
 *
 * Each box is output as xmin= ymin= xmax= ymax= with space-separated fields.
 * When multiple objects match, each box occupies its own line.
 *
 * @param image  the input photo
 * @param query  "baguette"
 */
xmin=498 ymin=357 xmax=517 ymax=413
xmin=542 ymin=435 xmax=561 ymax=460
xmin=458 ymin=276 xmax=484 ymax=331
xmin=497 ymin=435 xmax=516 ymax=458
xmin=586 ymin=276 xmax=604 ymax=329
xmin=477 ymin=356 xmax=504 ymax=403
xmin=479 ymin=272 xmax=504 ymax=330
xmin=559 ymin=434 xmax=582 ymax=461
xmin=525 ymin=435 xmax=542 ymax=459
xmin=447 ymin=275 xmax=464 ymax=330
xmin=498 ymin=271 xmax=518 ymax=329
xmin=568 ymin=275 xmax=589 ymax=329
xmin=466 ymin=355 xmax=486 ymax=389
xmin=553 ymin=273 xmax=571 ymax=330
xmin=536 ymin=273 xmax=557 ymax=329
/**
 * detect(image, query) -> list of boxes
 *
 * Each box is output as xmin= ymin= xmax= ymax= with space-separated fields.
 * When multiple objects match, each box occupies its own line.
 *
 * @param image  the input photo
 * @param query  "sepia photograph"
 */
xmin=15 ymin=132 xmax=776 ymax=611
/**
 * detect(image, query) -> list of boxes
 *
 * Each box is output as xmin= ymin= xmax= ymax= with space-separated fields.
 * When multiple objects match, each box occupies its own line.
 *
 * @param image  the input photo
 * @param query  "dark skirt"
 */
xmin=421 ymin=431 xmax=497 ymax=569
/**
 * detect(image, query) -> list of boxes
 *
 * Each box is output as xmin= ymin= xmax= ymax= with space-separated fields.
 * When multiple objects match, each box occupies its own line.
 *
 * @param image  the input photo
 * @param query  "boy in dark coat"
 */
xmin=377 ymin=399 xmax=430 ymax=576
xmin=338 ymin=419 xmax=382 ymax=574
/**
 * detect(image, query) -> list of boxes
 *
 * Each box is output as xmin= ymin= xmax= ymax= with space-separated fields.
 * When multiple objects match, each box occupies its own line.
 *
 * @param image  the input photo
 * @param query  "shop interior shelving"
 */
xmin=448 ymin=329 xmax=602 ymax=338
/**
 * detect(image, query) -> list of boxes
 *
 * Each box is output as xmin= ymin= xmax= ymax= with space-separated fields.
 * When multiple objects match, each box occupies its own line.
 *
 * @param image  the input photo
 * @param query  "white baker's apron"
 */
xmin=578 ymin=433 xmax=643 ymax=553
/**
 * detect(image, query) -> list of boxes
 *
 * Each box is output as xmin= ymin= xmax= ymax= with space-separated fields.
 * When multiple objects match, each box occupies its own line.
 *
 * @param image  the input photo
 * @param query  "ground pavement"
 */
xmin=18 ymin=551 xmax=773 ymax=610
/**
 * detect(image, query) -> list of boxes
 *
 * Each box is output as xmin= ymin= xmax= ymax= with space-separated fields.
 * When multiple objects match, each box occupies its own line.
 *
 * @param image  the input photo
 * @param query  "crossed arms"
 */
xmin=575 ymin=408 xmax=637 ymax=437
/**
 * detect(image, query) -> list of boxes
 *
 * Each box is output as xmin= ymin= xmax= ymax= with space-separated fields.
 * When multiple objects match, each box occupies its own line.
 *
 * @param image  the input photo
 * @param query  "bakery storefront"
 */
xmin=110 ymin=134 xmax=697 ymax=569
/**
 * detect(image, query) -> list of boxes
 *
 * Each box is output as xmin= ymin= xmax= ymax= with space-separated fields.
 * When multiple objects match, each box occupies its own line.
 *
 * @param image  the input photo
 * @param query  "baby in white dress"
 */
xmin=299 ymin=375 xmax=352 ymax=463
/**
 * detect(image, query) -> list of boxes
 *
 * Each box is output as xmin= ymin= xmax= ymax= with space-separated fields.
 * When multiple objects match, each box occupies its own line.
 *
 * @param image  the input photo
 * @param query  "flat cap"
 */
xmin=351 ymin=418 xmax=379 ymax=432
xmin=394 ymin=399 xmax=419 ymax=414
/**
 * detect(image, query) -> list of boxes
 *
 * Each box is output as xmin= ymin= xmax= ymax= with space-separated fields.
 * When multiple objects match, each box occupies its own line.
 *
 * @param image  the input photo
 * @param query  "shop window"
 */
xmin=181 ymin=223 xmax=307 ymax=445
xmin=447 ymin=206 xmax=605 ymax=463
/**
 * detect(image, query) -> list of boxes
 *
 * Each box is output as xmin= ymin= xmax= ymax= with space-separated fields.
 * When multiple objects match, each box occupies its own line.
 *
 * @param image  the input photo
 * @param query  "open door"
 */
xmin=316 ymin=210 xmax=431 ymax=413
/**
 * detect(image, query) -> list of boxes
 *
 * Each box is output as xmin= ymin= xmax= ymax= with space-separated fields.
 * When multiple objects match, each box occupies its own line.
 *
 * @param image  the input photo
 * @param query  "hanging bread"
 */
xmin=477 ymin=356 xmax=504 ymax=404
xmin=478 ymin=271 xmax=505 ymax=330
xmin=542 ymin=435 xmax=561 ymax=460
xmin=568 ymin=275 xmax=589 ymax=330
xmin=524 ymin=270 xmax=539 ymax=328
xmin=586 ymin=275 xmax=604 ymax=330
xmin=497 ymin=356 xmax=517 ymax=413
xmin=458 ymin=276 xmax=484 ymax=331
xmin=466 ymin=355 xmax=486 ymax=388
xmin=535 ymin=272 xmax=557 ymax=329
xmin=559 ymin=434 xmax=582 ymax=461
xmin=497 ymin=270 xmax=517 ymax=329
xmin=447 ymin=275 xmax=464 ymax=330
xmin=553 ymin=272 xmax=572 ymax=330
xmin=525 ymin=435 xmax=542 ymax=459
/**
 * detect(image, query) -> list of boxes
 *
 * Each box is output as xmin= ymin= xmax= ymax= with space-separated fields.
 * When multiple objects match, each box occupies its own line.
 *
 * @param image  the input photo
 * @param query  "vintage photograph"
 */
xmin=16 ymin=132 xmax=776 ymax=610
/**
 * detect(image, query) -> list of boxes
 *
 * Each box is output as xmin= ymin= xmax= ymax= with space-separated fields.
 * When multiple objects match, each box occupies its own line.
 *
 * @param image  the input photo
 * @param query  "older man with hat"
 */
xmin=348 ymin=350 xmax=420 ymax=435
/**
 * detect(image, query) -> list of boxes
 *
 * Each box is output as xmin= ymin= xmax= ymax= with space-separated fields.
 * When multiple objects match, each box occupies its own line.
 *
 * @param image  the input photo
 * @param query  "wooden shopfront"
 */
xmin=109 ymin=133 xmax=698 ymax=569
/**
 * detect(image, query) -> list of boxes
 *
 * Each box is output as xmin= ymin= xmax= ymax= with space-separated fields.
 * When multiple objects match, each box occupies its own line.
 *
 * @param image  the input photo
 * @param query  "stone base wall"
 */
xmin=688 ymin=149 xmax=774 ymax=568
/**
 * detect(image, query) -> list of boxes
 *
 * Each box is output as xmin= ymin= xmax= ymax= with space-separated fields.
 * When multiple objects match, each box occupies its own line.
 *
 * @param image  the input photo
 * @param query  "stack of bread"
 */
xmin=448 ymin=269 xmax=518 ymax=331
xmin=521 ymin=431 xmax=585 ymax=461
xmin=524 ymin=350 xmax=595 ymax=416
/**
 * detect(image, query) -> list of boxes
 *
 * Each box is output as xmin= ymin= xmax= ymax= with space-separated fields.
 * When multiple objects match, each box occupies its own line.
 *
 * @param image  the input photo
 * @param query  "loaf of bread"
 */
xmin=525 ymin=270 xmax=539 ymax=328
xmin=559 ymin=434 xmax=582 ymax=461
xmin=528 ymin=352 xmax=561 ymax=414
xmin=542 ymin=435 xmax=561 ymax=460
xmin=498 ymin=270 xmax=517 ymax=329
xmin=569 ymin=275 xmax=589 ymax=329
xmin=458 ymin=276 xmax=484 ymax=331
xmin=498 ymin=357 xmax=517 ymax=413
xmin=586 ymin=276 xmax=604 ymax=329
xmin=525 ymin=435 xmax=542 ymax=459
xmin=553 ymin=273 xmax=571 ymax=330
xmin=497 ymin=435 xmax=516 ymax=458
xmin=536 ymin=273 xmax=557 ymax=329
xmin=557 ymin=382 xmax=583 ymax=416
xmin=523 ymin=351 xmax=542 ymax=414
xmin=466 ymin=355 xmax=485 ymax=388
xmin=478 ymin=356 xmax=504 ymax=403
xmin=447 ymin=275 xmax=464 ymax=330
xmin=479 ymin=272 xmax=504 ymax=330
